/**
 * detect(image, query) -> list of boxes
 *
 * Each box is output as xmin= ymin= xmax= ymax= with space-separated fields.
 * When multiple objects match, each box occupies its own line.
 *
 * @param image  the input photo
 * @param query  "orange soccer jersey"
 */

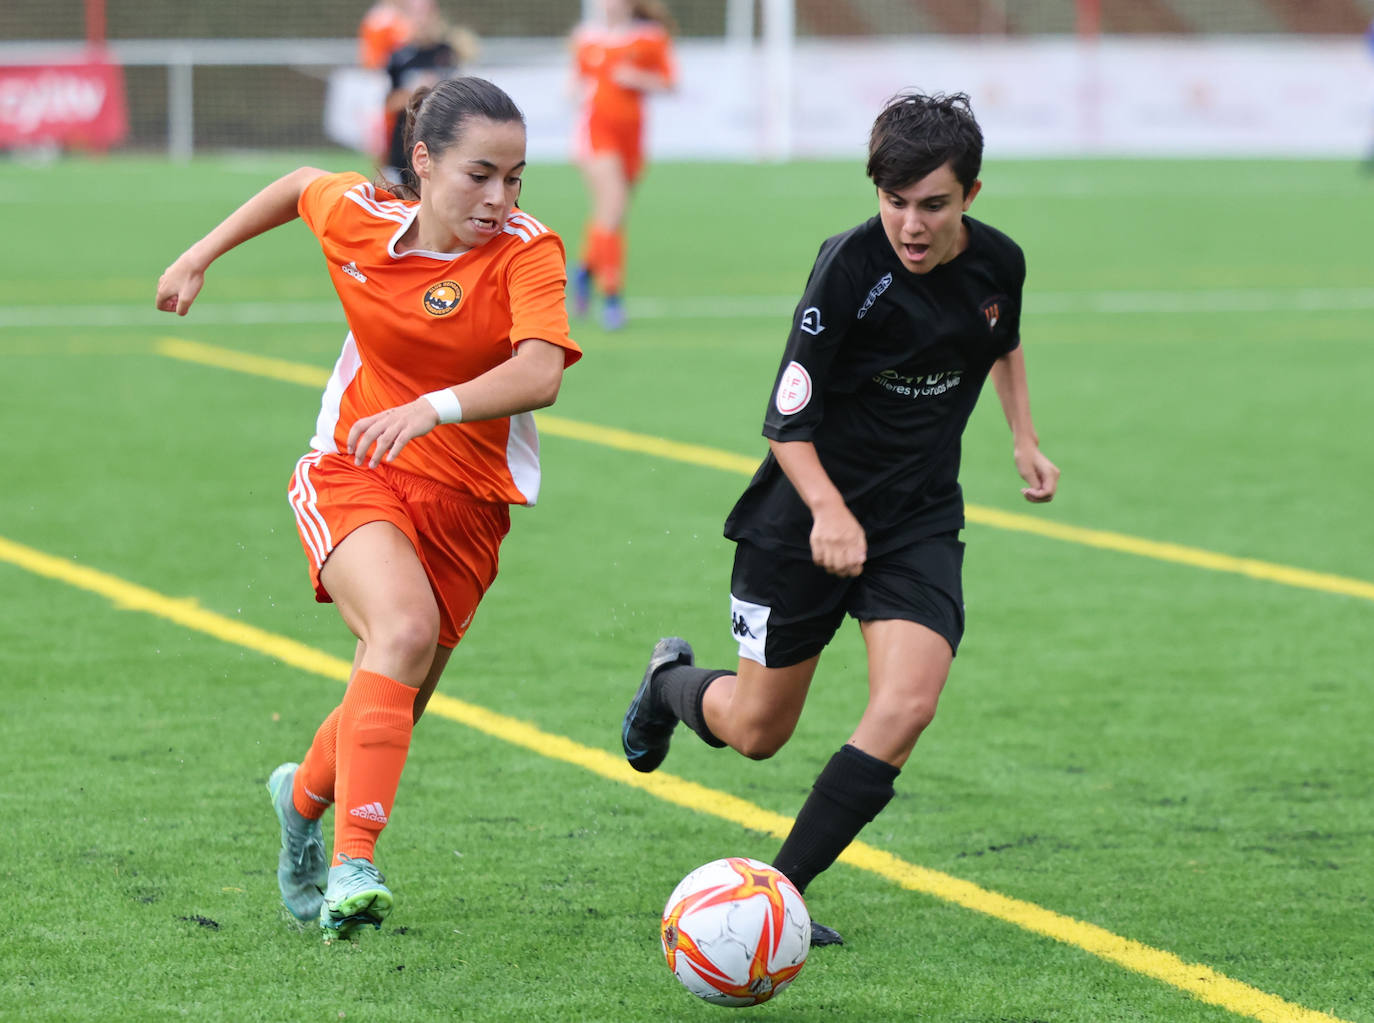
xmin=297 ymin=172 xmax=581 ymax=506
xmin=574 ymin=21 xmax=675 ymax=177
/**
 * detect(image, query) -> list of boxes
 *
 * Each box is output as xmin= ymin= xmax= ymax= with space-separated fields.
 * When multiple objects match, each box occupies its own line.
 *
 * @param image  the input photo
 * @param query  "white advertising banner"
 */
xmin=332 ymin=36 xmax=1374 ymax=161
xmin=777 ymin=37 xmax=1372 ymax=158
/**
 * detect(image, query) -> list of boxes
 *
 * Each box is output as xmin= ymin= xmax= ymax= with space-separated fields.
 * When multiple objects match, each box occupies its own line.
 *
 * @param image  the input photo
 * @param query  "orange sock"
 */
xmin=331 ymin=670 xmax=418 ymax=864
xmin=583 ymin=223 xmax=613 ymax=285
xmin=599 ymin=227 xmax=626 ymax=295
xmin=292 ymin=705 xmax=340 ymax=821
xmin=581 ymin=223 xmax=602 ymax=279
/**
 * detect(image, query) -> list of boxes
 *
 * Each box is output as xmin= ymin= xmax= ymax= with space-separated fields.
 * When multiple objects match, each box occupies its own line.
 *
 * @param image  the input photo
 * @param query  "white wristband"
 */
xmin=421 ymin=388 xmax=463 ymax=424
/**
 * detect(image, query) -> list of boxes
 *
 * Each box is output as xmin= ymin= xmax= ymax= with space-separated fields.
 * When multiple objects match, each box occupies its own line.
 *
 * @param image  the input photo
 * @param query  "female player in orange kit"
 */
xmin=569 ymin=0 xmax=677 ymax=329
xmin=155 ymin=77 xmax=581 ymax=941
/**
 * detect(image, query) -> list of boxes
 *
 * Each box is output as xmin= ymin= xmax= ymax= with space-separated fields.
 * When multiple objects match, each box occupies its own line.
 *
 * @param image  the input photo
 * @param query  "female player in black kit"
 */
xmin=621 ymin=92 xmax=1059 ymax=946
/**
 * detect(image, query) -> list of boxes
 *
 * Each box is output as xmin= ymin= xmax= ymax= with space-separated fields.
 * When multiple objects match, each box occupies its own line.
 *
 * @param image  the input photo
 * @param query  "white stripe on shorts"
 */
xmin=289 ymin=451 xmax=333 ymax=568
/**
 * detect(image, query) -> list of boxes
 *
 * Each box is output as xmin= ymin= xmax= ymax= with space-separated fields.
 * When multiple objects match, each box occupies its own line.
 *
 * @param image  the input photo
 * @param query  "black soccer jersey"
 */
xmin=724 ymin=214 xmax=1024 ymax=559
xmin=385 ymin=42 xmax=461 ymax=170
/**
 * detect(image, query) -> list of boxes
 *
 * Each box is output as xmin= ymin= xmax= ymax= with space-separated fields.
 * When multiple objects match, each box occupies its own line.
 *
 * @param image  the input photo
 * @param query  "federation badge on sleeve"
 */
xmin=775 ymin=361 xmax=813 ymax=415
xmin=423 ymin=280 xmax=463 ymax=316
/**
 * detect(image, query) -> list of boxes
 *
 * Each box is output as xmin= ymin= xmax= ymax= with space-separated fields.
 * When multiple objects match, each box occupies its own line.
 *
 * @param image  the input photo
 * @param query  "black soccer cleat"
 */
xmin=809 ymin=922 xmax=844 ymax=947
xmin=621 ymin=637 xmax=693 ymax=773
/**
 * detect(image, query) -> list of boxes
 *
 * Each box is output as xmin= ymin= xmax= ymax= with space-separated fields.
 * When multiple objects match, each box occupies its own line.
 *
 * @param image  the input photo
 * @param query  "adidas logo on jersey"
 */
xmin=348 ymin=801 xmax=388 ymax=823
xmin=340 ymin=261 xmax=368 ymax=283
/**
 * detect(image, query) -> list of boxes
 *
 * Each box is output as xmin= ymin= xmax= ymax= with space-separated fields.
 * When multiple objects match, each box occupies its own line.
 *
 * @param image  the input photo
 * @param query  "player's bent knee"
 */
xmin=370 ymin=610 xmax=441 ymax=665
xmin=871 ymin=693 xmax=941 ymax=738
xmin=901 ymin=697 xmax=941 ymax=737
xmin=731 ymin=722 xmax=794 ymax=761
xmin=735 ymin=740 xmax=782 ymax=762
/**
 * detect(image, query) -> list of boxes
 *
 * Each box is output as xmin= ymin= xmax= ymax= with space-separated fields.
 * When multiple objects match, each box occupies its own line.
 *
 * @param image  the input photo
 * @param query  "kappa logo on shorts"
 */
xmin=729 ymin=596 xmax=770 ymax=665
xmin=424 ymin=280 xmax=463 ymax=316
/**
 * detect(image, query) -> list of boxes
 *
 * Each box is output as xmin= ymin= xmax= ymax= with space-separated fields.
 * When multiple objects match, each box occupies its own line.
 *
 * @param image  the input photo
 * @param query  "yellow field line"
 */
xmin=155 ymin=336 xmax=1374 ymax=605
xmin=0 ymin=530 xmax=1349 ymax=1023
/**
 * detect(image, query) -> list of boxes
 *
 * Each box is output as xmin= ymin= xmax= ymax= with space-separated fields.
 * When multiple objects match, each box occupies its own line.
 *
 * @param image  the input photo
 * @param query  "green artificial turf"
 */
xmin=0 ymin=153 xmax=1370 ymax=1022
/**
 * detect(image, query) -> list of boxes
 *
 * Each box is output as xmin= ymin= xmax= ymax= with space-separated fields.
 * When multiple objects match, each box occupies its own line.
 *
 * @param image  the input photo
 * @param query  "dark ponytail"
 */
xmin=390 ymin=77 xmax=526 ymax=198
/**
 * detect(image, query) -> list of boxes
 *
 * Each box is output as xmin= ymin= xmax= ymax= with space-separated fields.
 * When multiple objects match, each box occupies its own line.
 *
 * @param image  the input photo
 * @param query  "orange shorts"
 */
xmin=287 ymin=450 xmax=511 ymax=647
xmin=582 ymin=114 xmax=645 ymax=183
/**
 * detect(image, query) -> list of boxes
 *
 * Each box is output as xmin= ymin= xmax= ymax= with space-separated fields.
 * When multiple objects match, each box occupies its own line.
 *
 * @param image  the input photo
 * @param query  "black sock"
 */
xmin=656 ymin=665 xmax=730 ymax=748
xmin=772 ymin=744 xmax=900 ymax=894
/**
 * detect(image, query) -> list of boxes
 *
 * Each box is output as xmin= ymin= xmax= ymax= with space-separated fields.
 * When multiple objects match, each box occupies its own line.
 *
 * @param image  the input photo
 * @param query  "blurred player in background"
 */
xmin=620 ymin=93 xmax=1059 ymax=946
xmin=358 ymin=0 xmax=414 ymax=71
xmin=569 ymin=0 xmax=677 ymax=330
xmin=383 ymin=0 xmax=480 ymax=184
xmin=155 ymin=77 xmax=581 ymax=942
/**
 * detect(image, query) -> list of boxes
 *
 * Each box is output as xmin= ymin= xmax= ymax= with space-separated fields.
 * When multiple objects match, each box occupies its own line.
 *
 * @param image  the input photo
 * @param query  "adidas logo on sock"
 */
xmin=348 ymin=801 xmax=388 ymax=823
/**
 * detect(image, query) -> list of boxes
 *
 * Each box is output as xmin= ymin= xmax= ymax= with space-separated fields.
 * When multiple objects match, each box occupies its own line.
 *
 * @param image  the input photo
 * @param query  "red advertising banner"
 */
xmin=0 ymin=59 xmax=129 ymax=149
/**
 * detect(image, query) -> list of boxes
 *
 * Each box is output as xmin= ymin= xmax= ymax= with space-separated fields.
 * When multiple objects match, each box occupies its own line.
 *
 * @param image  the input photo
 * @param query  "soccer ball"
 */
xmin=660 ymin=857 xmax=811 ymax=1007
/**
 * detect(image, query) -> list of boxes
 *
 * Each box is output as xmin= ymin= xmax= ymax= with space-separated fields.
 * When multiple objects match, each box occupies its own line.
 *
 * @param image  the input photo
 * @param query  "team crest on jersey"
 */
xmin=979 ymin=295 xmax=1007 ymax=331
xmin=424 ymin=280 xmax=463 ymax=316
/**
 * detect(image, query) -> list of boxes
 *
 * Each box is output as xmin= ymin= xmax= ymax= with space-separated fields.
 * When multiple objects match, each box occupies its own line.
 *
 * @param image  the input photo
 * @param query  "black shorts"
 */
xmin=728 ymin=534 xmax=965 ymax=668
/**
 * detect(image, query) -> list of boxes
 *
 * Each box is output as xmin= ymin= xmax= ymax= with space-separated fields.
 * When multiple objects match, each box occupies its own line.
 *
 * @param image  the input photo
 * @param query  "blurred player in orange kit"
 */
xmin=358 ymin=0 xmax=413 ymax=70
xmin=569 ymin=0 xmax=677 ymax=329
xmin=382 ymin=0 xmax=480 ymax=183
xmin=155 ymin=77 xmax=581 ymax=942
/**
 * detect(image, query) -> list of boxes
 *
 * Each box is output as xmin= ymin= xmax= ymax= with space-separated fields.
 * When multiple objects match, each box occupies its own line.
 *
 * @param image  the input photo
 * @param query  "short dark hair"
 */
xmin=396 ymin=76 xmax=525 ymax=196
xmin=866 ymin=91 xmax=983 ymax=195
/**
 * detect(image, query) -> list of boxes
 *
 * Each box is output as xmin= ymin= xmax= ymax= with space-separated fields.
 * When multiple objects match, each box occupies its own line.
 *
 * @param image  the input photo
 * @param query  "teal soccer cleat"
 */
xmin=621 ymin=636 xmax=693 ymax=773
xmin=267 ymin=762 xmax=328 ymax=922
xmin=320 ymin=854 xmax=393 ymax=941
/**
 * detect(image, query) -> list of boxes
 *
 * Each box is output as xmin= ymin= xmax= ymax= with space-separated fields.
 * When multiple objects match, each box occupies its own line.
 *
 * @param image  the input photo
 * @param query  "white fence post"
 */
xmin=726 ymin=0 xmax=754 ymax=48
xmin=761 ymin=0 xmax=793 ymax=161
xmin=168 ymin=49 xmax=193 ymax=162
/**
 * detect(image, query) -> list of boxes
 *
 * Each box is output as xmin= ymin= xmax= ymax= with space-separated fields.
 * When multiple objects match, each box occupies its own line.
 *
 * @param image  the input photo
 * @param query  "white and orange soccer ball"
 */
xmin=660 ymin=857 xmax=811 ymax=1007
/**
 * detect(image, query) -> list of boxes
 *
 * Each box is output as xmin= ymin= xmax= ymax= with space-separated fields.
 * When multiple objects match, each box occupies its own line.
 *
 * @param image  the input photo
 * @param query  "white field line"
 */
xmin=2 ymin=287 xmax=1374 ymax=330
xmin=0 ymin=301 xmax=347 ymax=328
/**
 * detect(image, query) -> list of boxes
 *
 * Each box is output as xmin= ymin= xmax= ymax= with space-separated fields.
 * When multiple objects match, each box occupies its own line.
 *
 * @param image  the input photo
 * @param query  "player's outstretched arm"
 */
xmin=155 ymin=166 xmax=329 ymax=316
xmin=990 ymin=347 xmax=1060 ymax=504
